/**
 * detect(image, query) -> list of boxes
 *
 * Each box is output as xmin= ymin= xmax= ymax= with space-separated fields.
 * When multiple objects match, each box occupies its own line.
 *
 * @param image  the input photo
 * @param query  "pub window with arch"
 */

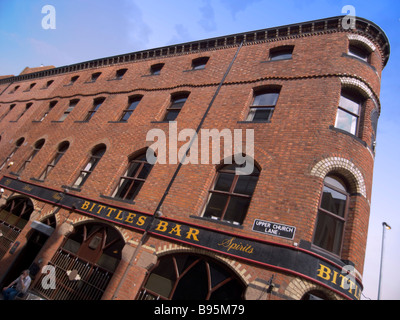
xmin=33 ymin=222 xmax=125 ymax=300
xmin=138 ymin=253 xmax=246 ymax=300
xmin=202 ymin=160 xmax=260 ymax=225
xmin=312 ymin=175 xmax=350 ymax=256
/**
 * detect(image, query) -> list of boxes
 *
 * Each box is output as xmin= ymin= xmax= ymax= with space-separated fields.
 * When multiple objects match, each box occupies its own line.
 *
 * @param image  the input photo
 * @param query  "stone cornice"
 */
xmin=0 ymin=16 xmax=390 ymax=85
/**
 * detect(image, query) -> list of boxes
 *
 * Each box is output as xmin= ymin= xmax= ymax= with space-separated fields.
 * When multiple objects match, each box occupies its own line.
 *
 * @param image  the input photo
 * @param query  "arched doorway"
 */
xmin=33 ymin=222 xmax=125 ymax=300
xmin=0 ymin=196 xmax=34 ymax=260
xmin=138 ymin=253 xmax=246 ymax=300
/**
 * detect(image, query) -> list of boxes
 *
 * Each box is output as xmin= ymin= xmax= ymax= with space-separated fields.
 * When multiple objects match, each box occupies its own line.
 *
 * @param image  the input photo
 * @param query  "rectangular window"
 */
xmin=334 ymin=92 xmax=362 ymax=135
xmin=246 ymin=90 xmax=279 ymax=122
xmin=83 ymin=97 xmax=105 ymax=121
xmin=119 ymin=96 xmax=142 ymax=122
xmin=163 ymin=94 xmax=189 ymax=121
xmin=59 ymin=99 xmax=79 ymax=122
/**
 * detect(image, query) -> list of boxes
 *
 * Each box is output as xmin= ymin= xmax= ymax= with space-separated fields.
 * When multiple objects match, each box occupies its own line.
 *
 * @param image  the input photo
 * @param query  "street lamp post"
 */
xmin=378 ymin=222 xmax=391 ymax=300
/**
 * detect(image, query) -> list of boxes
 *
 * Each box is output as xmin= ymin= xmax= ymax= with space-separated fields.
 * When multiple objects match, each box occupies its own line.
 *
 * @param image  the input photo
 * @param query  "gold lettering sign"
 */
xmin=79 ymin=200 xmax=147 ymax=227
xmin=218 ymin=237 xmax=254 ymax=254
xmin=316 ymin=263 xmax=361 ymax=300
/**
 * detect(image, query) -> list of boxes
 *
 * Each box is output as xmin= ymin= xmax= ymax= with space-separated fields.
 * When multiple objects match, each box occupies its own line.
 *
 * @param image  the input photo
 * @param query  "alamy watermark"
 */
xmin=41 ymin=5 xmax=56 ymax=30
xmin=342 ymin=5 xmax=356 ymax=30
xmin=146 ymin=122 xmax=255 ymax=175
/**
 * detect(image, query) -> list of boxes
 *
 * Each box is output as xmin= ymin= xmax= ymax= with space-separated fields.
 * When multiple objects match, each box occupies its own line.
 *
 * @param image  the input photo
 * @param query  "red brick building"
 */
xmin=0 ymin=16 xmax=390 ymax=300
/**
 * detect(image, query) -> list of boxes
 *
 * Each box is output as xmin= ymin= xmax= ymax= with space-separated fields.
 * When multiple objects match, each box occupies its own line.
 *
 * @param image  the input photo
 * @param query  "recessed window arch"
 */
xmin=348 ymin=41 xmax=371 ymax=63
xmin=0 ymin=196 xmax=34 ymax=260
xmin=163 ymin=92 xmax=190 ymax=121
xmin=39 ymin=141 xmax=70 ymax=181
xmin=0 ymin=137 xmax=25 ymax=170
xmin=335 ymin=88 xmax=365 ymax=136
xmin=202 ymin=160 xmax=260 ymax=225
xmin=73 ymin=144 xmax=106 ymax=188
xmin=0 ymin=104 xmax=15 ymax=122
xmin=112 ymin=151 xmax=155 ymax=201
xmin=33 ymin=222 xmax=125 ymax=300
xmin=313 ymin=174 xmax=350 ymax=256
xmin=138 ymin=253 xmax=246 ymax=300
xmin=150 ymin=63 xmax=164 ymax=75
xmin=246 ymin=86 xmax=281 ymax=122
xmin=269 ymin=45 xmax=294 ymax=61
xmin=17 ymin=138 xmax=46 ymax=174
xmin=191 ymin=57 xmax=209 ymax=70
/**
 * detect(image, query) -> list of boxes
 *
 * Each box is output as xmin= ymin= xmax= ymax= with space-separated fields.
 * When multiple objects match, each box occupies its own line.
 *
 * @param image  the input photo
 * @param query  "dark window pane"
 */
xmin=214 ymin=172 xmax=234 ymax=192
xmin=164 ymin=110 xmax=180 ymax=121
xmin=251 ymin=107 xmax=274 ymax=121
xmin=172 ymin=261 xmax=208 ymax=300
xmin=321 ymin=186 xmax=347 ymax=217
xmin=234 ymin=175 xmax=258 ymax=195
xmin=314 ymin=211 xmax=344 ymax=255
xmin=210 ymin=279 xmax=244 ymax=300
xmin=203 ymin=193 xmax=228 ymax=219
xmin=125 ymin=180 xmax=144 ymax=200
xmin=137 ymin=162 xmax=152 ymax=179
xmin=209 ymin=261 xmax=229 ymax=288
xmin=253 ymin=93 xmax=279 ymax=106
xmin=348 ymin=45 xmax=369 ymax=62
xmin=170 ymin=97 xmax=187 ymax=109
xmin=126 ymin=162 xmax=141 ymax=178
xmin=223 ymin=196 xmax=250 ymax=224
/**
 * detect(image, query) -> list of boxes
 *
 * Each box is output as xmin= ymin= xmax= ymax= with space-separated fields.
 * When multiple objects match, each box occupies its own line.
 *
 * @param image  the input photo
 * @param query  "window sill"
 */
xmin=150 ymin=120 xmax=174 ymax=124
xmin=260 ymin=58 xmax=292 ymax=63
xmin=299 ymin=240 xmax=354 ymax=267
xmin=100 ymin=194 xmax=135 ymax=205
xmin=342 ymin=53 xmax=376 ymax=72
xmin=237 ymin=120 xmax=271 ymax=124
xmin=190 ymin=215 xmax=244 ymax=229
xmin=51 ymin=120 xmax=64 ymax=123
xmin=183 ymin=68 xmax=205 ymax=72
xmin=108 ymin=120 xmax=128 ymax=123
xmin=329 ymin=125 xmax=367 ymax=147
xmin=30 ymin=177 xmax=44 ymax=183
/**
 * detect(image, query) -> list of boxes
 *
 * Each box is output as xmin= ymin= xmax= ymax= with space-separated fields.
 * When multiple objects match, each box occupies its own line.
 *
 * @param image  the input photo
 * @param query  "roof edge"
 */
xmin=0 ymin=15 xmax=390 ymax=85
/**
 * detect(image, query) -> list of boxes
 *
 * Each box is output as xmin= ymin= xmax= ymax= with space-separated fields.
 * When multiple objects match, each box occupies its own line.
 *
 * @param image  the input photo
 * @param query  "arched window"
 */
xmin=73 ymin=144 xmax=106 ymax=188
xmin=112 ymin=152 xmax=154 ymax=201
xmin=17 ymin=139 xmax=45 ymax=174
xmin=0 ymin=197 xmax=34 ymax=259
xmin=313 ymin=175 xmax=349 ymax=256
xmin=202 ymin=162 xmax=260 ymax=225
xmin=33 ymin=222 xmax=125 ymax=300
xmin=0 ymin=137 xmax=25 ymax=170
xmin=138 ymin=254 xmax=245 ymax=300
xmin=39 ymin=141 xmax=70 ymax=181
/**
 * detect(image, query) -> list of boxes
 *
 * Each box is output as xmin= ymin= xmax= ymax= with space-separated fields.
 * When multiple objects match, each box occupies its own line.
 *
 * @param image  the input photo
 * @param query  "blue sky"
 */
xmin=1 ymin=0 xmax=399 ymax=300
